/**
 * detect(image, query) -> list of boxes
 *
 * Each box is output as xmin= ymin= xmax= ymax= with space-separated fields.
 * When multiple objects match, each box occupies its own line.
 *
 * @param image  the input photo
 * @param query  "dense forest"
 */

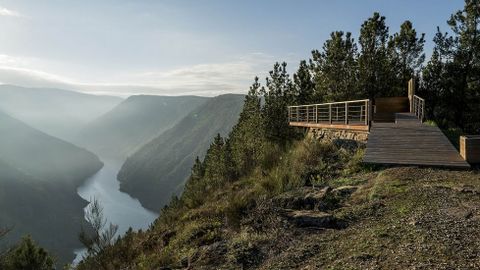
xmin=73 ymin=1 xmax=480 ymax=269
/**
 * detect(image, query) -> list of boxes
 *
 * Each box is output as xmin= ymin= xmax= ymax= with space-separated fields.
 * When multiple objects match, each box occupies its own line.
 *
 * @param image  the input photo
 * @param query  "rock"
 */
xmin=273 ymin=186 xmax=331 ymax=210
xmin=308 ymin=128 xmax=368 ymax=144
xmin=452 ymin=185 xmax=479 ymax=195
xmin=283 ymin=210 xmax=336 ymax=228
xmin=332 ymin=186 xmax=358 ymax=197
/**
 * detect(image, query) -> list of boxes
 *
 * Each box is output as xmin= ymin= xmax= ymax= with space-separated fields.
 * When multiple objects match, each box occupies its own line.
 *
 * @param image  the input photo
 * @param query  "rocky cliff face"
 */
xmin=308 ymin=128 xmax=369 ymax=143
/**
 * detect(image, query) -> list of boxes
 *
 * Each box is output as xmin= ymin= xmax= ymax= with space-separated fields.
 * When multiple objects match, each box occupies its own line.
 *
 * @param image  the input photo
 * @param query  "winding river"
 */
xmin=73 ymin=158 xmax=158 ymax=264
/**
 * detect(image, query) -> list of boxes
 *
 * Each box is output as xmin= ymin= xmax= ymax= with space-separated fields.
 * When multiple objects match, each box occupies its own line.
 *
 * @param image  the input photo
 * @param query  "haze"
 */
xmin=0 ymin=0 xmax=463 ymax=97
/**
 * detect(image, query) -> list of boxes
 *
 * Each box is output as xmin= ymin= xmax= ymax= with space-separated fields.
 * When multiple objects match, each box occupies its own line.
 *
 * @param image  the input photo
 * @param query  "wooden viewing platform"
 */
xmin=363 ymin=113 xmax=470 ymax=169
xmin=288 ymin=87 xmax=471 ymax=168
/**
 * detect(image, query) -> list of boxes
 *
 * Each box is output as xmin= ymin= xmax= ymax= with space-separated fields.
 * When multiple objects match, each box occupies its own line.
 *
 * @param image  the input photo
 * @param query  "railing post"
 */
xmin=336 ymin=106 xmax=339 ymax=123
xmin=408 ymin=78 xmax=415 ymax=113
xmin=329 ymin=104 xmax=332 ymax=124
xmin=360 ymin=105 xmax=363 ymax=124
xmin=296 ymin=107 xmax=299 ymax=122
xmin=364 ymin=100 xmax=367 ymax=126
xmin=345 ymin=102 xmax=348 ymax=125
xmin=369 ymin=99 xmax=373 ymax=130
xmin=309 ymin=106 xmax=312 ymax=122
xmin=315 ymin=105 xmax=318 ymax=123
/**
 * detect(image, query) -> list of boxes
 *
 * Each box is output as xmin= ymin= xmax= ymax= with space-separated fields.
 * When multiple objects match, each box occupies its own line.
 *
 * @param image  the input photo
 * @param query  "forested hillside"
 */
xmin=77 ymin=1 xmax=480 ymax=269
xmin=118 ymin=94 xmax=244 ymax=212
xmin=75 ymin=95 xmax=208 ymax=159
xmin=0 ymin=85 xmax=122 ymax=140
xmin=0 ymin=110 xmax=103 ymax=266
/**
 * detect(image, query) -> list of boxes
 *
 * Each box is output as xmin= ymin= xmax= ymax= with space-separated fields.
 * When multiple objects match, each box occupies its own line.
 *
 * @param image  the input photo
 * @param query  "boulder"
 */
xmin=273 ymin=186 xmax=331 ymax=210
xmin=283 ymin=210 xmax=336 ymax=228
xmin=332 ymin=186 xmax=358 ymax=197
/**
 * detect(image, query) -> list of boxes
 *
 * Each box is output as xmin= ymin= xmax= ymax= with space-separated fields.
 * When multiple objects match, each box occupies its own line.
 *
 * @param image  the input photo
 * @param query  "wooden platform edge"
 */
xmin=362 ymin=159 xmax=471 ymax=170
xmin=289 ymin=122 xmax=369 ymax=132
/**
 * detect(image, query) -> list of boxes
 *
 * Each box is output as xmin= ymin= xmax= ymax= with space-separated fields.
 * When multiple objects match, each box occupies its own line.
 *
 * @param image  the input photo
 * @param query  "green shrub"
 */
xmin=1 ymin=236 xmax=54 ymax=270
xmin=225 ymin=190 xmax=256 ymax=229
xmin=260 ymin=142 xmax=283 ymax=171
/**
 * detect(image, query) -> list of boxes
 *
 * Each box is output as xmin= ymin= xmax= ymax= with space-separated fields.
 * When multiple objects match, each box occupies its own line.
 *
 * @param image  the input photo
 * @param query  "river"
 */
xmin=73 ymin=158 xmax=158 ymax=264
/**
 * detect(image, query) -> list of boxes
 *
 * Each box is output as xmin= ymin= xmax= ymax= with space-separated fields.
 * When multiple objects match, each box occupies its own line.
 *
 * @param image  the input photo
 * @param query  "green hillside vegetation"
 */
xmin=0 ymin=85 xmax=122 ymax=140
xmin=77 ymin=138 xmax=480 ymax=269
xmin=0 ymin=110 xmax=102 ymax=266
xmin=1 ymin=236 xmax=55 ymax=270
xmin=77 ymin=2 xmax=480 ymax=269
xmin=118 ymin=94 xmax=244 ymax=212
xmin=76 ymin=95 xmax=208 ymax=160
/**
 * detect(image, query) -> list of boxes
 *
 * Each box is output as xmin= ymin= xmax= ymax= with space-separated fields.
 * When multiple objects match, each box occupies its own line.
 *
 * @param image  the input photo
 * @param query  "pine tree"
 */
xmin=1 ymin=236 xmax=54 ymax=270
xmin=420 ymin=48 xmax=445 ymax=121
xmin=311 ymin=31 xmax=358 ymax=101
xmin=432 ymin=0 xmax=480 ymax=132
xmin=79 ymin=198 xmax=118 ymax=258
xmin=190 ymin=156 xmax=205 ymax=182
xmin=261 ymin=62 xmax=296 ymax=144
xmin=293 ymin=60 xmax=315 ymax=104
xmin=229 ymin=77 xmax=266 ymax=176
xmin=358 ymin=12 xmax=393 ymax=99
xmin=389 ymin=20 xmax=426 ymax=95
xmin=203 ymin=134 xmax=234 ymax=188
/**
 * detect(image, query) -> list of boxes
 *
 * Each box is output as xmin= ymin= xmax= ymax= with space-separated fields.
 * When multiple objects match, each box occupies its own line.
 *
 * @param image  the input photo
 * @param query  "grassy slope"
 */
xmin=118 ymin=94 xmax=244 ymax=212
xmin=75 ymin=95 xmax=208 ymax=160
xmin=257 ymin=167 xmax=480 ymax=269
xmin=0 ymin=111 xmax=103 ymax=266
xmin=79 ymin=138 xmax=480 ymax=269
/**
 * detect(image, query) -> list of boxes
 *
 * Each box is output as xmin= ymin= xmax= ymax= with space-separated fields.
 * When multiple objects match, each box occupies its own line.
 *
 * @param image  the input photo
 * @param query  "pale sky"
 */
xmin=0 ymin=0 xmax=465 ymax=97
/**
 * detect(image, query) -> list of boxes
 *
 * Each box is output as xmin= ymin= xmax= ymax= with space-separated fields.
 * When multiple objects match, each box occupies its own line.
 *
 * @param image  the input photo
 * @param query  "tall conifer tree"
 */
xmin=311 ymin=31 xmax=358 ymax=101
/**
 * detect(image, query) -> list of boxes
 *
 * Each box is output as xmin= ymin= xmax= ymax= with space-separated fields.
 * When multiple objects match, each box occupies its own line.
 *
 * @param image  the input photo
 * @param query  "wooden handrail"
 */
xmin=288 ymin=99 xmax=371 ymax=128
xmin=288 ymin=99 xmax=370 ymax=108
xmin=412 ymin=95 xmax=425 ymax=122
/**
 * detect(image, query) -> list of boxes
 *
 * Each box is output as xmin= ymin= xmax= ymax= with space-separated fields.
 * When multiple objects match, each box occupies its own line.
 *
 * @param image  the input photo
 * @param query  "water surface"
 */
xmin=73 ymin=158 xmax=158 ymax=263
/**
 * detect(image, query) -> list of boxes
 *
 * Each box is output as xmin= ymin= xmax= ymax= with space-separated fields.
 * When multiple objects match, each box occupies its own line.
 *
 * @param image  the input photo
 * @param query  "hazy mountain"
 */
xmin=75 ymin=95 xmax=208 ymax=160
xmin=0 ymin=110 xmax=103 ymax=266
xmin=118 ymin=94 xmax=245 ymax=212
xmin=0 ymin=84 xmax=122 ymax=140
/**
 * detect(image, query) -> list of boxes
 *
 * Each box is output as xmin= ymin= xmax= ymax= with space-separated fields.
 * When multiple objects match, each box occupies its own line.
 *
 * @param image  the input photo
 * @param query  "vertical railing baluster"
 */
xmin=345 ymin=102 xmax=348 ymax=125
xmin=329 ymin=104 xmax=332 ymax=124
xmin=364 ymin=100 xmax=367 ymax=125
xmin=307 ymin=106 xmax=310 ymax=123
xmin=360 ymin=104 xmax=363 ymax=124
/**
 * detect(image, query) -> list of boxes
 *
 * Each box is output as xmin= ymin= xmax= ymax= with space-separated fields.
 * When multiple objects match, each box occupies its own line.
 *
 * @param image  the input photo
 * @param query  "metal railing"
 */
xmin=288 ymin=99 xmax=371 ymax=127
xmin=412 ymin=95 xmax=425 ymax=121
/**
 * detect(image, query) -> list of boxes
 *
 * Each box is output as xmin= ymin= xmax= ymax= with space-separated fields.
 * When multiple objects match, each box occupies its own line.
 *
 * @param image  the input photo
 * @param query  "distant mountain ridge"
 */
xmin=0 ymin=110 xmax=103 ymax=266
xmin=75 ymin=95 xmax=208 ymax=160
xmin=118 ymin=94 xmax=245 ymax=212
xmin=0 ymin=84 xmax=122 ymax=140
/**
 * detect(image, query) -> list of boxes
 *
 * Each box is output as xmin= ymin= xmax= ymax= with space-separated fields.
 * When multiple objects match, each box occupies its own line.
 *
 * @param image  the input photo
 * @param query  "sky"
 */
xmin=0 ymin=0 xmax=466 ymax=97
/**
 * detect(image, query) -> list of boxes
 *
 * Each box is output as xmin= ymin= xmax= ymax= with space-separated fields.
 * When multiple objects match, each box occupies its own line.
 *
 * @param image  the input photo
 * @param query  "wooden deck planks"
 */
xmin=364 ymin=113 xmax=470 ymax=169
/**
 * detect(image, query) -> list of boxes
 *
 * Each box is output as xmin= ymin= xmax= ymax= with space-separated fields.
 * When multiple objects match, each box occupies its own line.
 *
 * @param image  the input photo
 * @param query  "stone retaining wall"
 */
xmin=308 ymin=128 xmax=369 ymax=144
